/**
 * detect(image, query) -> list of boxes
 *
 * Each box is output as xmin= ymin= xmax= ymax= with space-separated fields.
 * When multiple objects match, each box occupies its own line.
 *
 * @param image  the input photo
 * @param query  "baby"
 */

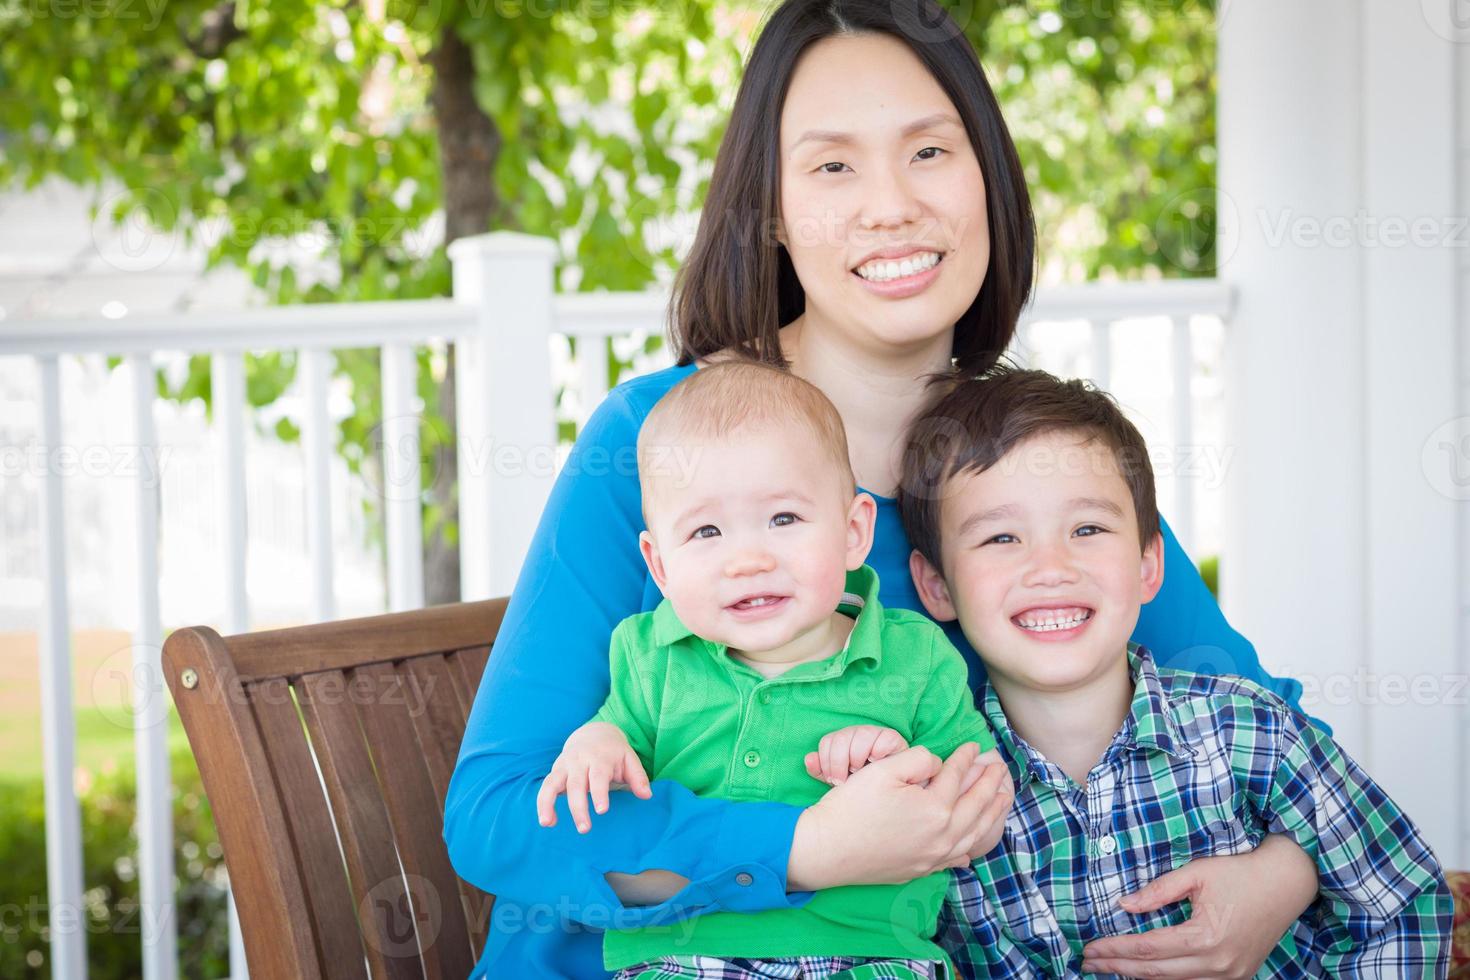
xmin=536 ymin=360 xmax=1009 ymax=980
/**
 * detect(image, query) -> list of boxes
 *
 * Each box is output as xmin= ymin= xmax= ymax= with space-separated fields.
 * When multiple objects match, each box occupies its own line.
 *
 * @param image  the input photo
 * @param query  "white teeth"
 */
xmin=855 ymin=251 xmax=940 ymax=282
xmin=1015 ymin=608 xmax=1093 ymax=632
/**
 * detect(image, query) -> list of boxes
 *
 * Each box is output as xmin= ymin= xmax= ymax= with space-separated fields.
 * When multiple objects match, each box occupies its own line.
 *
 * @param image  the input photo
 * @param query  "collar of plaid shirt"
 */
xmin=980 ymin=643 xmax=1197 ymax=790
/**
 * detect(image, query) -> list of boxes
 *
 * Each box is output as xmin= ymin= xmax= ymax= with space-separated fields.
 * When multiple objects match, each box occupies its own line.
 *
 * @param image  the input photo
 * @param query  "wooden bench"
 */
xmin=163 ymin=599 xmax=1470 ymax=978
xmin=162 ymin=598 xmax=508 ymax=980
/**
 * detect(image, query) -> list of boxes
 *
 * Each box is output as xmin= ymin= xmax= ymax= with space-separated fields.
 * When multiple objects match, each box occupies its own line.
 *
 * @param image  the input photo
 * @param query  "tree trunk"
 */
xmin=425 ymin=27 xmax=503 ymax=605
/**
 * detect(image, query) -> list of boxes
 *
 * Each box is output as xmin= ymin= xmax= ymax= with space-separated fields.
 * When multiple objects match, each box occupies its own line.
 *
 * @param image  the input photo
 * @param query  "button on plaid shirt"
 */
xmin=936 ymin=646 xmax=1453 ymax=978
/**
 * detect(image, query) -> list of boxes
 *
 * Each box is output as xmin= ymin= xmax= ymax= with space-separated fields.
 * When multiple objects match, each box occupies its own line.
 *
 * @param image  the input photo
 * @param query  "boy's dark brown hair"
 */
xmin=897 ymin=365 xmax=1160 ymax=569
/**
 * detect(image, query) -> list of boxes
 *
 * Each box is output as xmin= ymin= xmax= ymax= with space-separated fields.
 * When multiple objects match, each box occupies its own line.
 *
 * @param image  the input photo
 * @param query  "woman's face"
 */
xmin=778 ymin=32 xmax=990 ymax=360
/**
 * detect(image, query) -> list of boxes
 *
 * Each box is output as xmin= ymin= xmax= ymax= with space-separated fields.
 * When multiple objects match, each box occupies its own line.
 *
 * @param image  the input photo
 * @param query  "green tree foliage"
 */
xmin=0 ymin=0 xmax=1218 ymax=592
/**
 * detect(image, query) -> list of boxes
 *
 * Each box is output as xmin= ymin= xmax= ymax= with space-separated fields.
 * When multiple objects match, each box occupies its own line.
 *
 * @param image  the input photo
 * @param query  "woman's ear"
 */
xmin=844 ymin=492 xmax=878 ymax=570
xmin=910 ymin=549 xmax=959 ymax=622
xmin=1139 ymin=530 xmax=1165 ymax=604
xmin=639 ymin=531 xmax=669 ymax=594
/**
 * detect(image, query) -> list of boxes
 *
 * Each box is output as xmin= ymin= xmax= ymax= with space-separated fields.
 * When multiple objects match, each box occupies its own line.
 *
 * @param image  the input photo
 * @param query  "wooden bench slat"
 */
xmin=354 ymin=663 xmax=476 ymax=980
xmin=297 ymin=670 xmax=427 ymax=980
xmin=250 ymin=677 xmax=369 ymax=980
xmin=229 ymin=600 xmax=507 ymax=682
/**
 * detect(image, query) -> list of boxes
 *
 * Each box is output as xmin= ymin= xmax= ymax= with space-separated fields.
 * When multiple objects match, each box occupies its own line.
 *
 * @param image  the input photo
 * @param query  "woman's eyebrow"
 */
xmin=788 ymin=112 xmax=963 ymax=152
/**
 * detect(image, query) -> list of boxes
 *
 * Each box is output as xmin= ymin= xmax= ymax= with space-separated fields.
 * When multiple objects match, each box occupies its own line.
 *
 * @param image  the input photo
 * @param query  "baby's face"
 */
xmin=918 ymin=429 xmax=1163 ymax=694
xmin=640 ymin=424 xmax=865 ymax=654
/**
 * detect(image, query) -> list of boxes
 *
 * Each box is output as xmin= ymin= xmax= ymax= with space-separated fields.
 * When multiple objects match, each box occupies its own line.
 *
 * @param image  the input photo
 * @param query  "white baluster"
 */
xmin=209 ymin=352 xmax=250 ymax=979
xmin=299 ymin=348 xmax=336 ymax=623
xmin=1170 ymin=316 xmax=1196 ymax=556
xmin=380 ymin=343 xmax=424 ymax=611
xmin=125 ymin=353 xmax=176 ymax=980
xmin=577 ymin=333 xmax=610 ymax=427
xmin=36 ymin=354 xmax=87 ymax=980
xmin=1089 ymin=319 xmax=1111 ymax=392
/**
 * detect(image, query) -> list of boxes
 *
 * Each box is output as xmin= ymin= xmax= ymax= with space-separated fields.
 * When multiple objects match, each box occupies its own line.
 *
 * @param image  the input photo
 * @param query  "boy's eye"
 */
xmin=1074 ymin=525 xmax=1107 ymax=537
xmin=983 ymin=533 xmax=1018 ymax=546
xmin=770 ymin=512 xmax=799 ymax=527
xmin=692 ymin=525 xmax=720 ymax=540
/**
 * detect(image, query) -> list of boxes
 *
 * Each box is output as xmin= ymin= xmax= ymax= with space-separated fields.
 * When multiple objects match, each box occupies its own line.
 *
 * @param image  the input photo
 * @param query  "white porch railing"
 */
xmin=0 ymin=231 xmax=1232 ymax=980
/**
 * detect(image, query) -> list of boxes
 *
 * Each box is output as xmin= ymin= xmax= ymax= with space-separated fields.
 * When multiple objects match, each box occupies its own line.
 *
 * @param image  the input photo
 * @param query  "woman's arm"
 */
xmin=442 ymin=383 xmax=809 ymax=926
xmin=1136 ymin=515 xmax=1328 ymax=731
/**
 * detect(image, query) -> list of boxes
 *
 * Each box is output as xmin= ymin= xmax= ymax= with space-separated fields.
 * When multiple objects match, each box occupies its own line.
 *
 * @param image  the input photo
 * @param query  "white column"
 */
xmin=1219 ymin=0 xmax=1366 ymax=731
xmin=449 ymin=233 xmax=559 ymax=600
xmin=1220 ymin=0 xmax=1462 ymax=865
xmin=1360 ymin=1 xmax=1459 ymax=866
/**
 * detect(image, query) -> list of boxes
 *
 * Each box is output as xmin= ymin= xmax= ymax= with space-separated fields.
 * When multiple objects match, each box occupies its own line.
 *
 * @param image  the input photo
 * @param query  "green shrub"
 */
xmin=0 ymin=751 xmax=230 ymax=978
xmin=1199 ymin=554 xmax=1219 ymax=600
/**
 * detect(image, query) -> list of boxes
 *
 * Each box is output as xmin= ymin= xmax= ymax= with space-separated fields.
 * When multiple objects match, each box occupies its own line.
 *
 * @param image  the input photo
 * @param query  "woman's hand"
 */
xmin=787 ymin=741 xmax=1014 ymax=891
xmin=535 ymin=721 xmax=652 ymax=832
xmin=1079 ymin=833 xmax=1318 ymax=978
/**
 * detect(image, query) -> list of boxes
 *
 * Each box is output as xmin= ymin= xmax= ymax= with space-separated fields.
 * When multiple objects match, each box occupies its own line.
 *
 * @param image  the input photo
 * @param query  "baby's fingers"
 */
xmin=589 ymin=764 xmax=612 ymax=818
xmin=826 ymin=729 xmax=856 ymax=783
xmin=847 ymin=727 xmax=880 ymax=771
xmin=535 ymin=770 xmax=566 ymax=827
xmin=567 ymin=767 xmax=592 ymax=833
xmin=870 ymin=727 xmax=908 ymax=761
xmin=622 ymin=750 xmax=653 ymax=799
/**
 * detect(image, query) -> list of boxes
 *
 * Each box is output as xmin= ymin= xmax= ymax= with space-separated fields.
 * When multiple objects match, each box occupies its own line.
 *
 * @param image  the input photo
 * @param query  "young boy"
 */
xmin=534 ymin=360 xmax=1011 ymax=980
xmin=867 ymin=365 xmax=1452 ymax=976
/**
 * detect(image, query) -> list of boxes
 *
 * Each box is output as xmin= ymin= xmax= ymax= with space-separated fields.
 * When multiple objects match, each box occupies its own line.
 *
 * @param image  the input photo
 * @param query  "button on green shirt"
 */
xmin=592 ymin=564 xmax=997 ymax=971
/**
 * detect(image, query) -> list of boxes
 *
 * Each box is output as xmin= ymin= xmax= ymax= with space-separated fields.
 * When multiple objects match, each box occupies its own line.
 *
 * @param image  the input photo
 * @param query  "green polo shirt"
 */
xmin=592 ymin=564 xmax=996 ymax=971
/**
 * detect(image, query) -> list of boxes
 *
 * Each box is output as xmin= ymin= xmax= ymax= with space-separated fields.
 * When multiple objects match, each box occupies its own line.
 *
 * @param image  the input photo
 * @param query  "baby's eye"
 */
xmin=770 ymin=512 xmax=799 ymax=527
xmin=983 ymin=533 xmax=1018 ymax=545
xmin=692 ymin=525 xmax=721 ymax=540
xmin=915 ymin=146 xmax=946 ymax=161
xmin=1074 ymin=525 xmax=1107 ymax=537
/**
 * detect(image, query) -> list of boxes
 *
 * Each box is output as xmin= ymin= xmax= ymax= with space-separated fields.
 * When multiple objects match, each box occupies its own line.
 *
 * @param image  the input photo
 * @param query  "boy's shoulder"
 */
xmin=1149 ymin=659 xmax=1315 ymax=762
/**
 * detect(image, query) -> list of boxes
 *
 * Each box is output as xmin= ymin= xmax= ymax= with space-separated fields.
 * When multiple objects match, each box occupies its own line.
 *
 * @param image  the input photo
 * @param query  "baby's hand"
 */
xmin=803 ymin=725 xmax=909 ymax=785
xmin=536 ymin=721 xmax=652 ymax=833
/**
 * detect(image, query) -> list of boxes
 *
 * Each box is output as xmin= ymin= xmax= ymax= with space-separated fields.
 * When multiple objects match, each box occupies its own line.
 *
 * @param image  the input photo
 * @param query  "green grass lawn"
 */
xmin=0 ymin=629 xmax=195 ymax=786
xmin=0 ymin=705 xmax=192 ymax=785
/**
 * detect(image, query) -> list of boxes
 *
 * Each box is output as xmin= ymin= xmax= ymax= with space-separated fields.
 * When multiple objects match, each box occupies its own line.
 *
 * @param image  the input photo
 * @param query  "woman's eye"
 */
xmin=983 ymin=533 xmax=1018 ymax=545
xmin=770 ymin=512 xmax=799 ymax=527
xmin=916 ymin=146 xmax=946 ymax=161
xmin=692 ymin=525 xmax=720 ymax=540
xmin=817 ymin=161 xmax=850 ymax=174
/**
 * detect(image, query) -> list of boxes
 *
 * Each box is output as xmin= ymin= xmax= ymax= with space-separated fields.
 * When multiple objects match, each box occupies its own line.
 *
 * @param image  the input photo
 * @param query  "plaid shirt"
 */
xmin=936 ymin=646 xmax=1453 ymax=979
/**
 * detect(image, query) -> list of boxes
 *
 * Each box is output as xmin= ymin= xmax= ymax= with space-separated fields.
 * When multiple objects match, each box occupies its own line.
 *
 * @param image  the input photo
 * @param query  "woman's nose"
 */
xmin=858 ymin=164 xmax=924 ymax=230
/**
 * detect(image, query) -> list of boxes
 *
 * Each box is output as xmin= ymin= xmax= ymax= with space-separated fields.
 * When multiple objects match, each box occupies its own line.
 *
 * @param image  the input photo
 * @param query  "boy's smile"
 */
xmin=912 ymin=429 xmax=1164 ymax=697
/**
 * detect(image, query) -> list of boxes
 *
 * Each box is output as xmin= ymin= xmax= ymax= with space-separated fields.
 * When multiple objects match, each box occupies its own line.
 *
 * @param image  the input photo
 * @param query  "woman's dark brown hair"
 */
xmin=669 ymin=0 xmax=1035 ymax=374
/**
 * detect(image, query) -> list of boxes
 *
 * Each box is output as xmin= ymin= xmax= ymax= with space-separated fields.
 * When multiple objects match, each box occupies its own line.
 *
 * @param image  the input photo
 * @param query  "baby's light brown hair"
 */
xmin=637 ymin=361 xmax=856 ymax=521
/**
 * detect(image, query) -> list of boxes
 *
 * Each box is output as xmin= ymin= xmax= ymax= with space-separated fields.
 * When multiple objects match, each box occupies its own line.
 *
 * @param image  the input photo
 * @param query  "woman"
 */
xmin=444 ymin=0 xmax=1321 ymax=976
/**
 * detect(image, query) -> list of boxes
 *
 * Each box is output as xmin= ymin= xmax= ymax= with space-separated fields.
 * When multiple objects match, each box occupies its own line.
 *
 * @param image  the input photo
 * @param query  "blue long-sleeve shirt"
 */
xmin=442 ymin=361 xmax=1314 ymax=979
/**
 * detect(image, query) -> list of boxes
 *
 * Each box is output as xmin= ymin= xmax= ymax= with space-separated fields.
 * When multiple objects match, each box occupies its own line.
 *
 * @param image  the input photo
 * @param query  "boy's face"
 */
xmin=912 ymin=429 xmax=1164 ymax=694
xmin=640 ymin=423 xmax=875 ymax=654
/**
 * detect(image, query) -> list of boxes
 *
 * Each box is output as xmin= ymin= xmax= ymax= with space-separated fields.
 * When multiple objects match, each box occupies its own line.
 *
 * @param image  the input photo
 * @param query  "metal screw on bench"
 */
xmin=180 ymin=668 xmax=199 ymax=690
